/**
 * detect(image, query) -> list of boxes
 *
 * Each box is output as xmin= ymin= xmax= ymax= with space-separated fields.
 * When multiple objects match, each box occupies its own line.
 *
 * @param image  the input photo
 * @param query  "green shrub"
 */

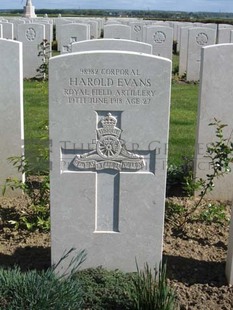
xmin=130 ymin=262 xmax=178 ymax=310
xmin=0 ymin=250 xmax=86 ymax=309
xmin=3 ymin=157 xmax=50 ymax=232
xmin=199 ymin=203 xmax=229 ymax=224
xmin=76 ymin=262 xmax=178 ymax=310
xmin=77 ymin=267 xmax=134 ymax=309
xmin=36 ymin=40 xmax=51 ymax=81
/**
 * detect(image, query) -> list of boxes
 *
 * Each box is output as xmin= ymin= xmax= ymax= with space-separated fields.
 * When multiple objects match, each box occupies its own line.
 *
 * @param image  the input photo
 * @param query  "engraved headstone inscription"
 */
xmin=0 ymin=39 xmax=24 ymax=196
xmin=50 ymin=51 xmax=171 ymax=272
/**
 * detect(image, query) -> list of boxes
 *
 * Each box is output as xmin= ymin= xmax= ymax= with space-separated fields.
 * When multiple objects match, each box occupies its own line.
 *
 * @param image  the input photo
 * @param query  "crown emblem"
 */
xmin=101 ymin=113 xmax=117 ymax=127
xmin=97 ymin=113 xmax=121 ymax=139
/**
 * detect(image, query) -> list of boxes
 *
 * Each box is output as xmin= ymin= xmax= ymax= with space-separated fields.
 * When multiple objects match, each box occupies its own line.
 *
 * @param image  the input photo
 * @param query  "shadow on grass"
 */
xmin=0 ymin=246 xmax=51 ymax=271
xmin=163 ymin=254 xmax=228 ymax=287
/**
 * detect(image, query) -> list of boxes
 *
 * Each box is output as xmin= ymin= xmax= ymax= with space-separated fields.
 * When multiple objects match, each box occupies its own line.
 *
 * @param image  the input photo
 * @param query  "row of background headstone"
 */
xmin=1 ymin=17 xmax=233 ymax=79
xmin=0 ymin=35 xmax=233 ymax=284
xmin=1 ymin=17 xmax=233 ymax=43
xmin=2 ymin=18 xmax=232 ymax=77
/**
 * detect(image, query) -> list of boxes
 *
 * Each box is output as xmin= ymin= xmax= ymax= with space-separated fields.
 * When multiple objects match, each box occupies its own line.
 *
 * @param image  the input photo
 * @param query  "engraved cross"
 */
xmin=61 ymin=111 xmax=156 ymax=233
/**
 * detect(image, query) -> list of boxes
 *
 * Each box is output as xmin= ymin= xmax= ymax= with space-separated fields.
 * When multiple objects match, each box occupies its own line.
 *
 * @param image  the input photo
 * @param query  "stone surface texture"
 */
xmin=186 ymin=27 xmax=216 ymax=81
xmin=71 ymin=39 xmax=152 ymax=54
xmin=18 ymin=23 xmax=45 ymax=78
xmin=194 ymin=44 xmax=233 ymax=201
xmin=49 ymin=51 xmax=171 ymax=272
xmin=0 ymin=39 xmax=24 ymax=196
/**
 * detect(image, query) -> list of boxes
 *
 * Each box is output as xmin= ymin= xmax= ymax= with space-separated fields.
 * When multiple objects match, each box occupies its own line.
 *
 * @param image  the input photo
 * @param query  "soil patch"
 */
xmin=0 ymin=195 xmax=232 ymax=309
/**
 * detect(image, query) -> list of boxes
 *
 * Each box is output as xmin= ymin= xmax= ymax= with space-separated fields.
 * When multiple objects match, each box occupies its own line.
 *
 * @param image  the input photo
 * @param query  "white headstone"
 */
xmin=194 ymin=44 xmax=233 ymax=200
xmin=71 ymin=39 xmax=152 ymax=54
xmin=60 ymin=23 xmax=90 ymax=54
xmin=0 ymin=39 xmax=24 ymax=195
xmin=33 ymin=20 xmax=53 ymax=43
xmin=186 ymin=28 xmax=216 ymax=81
xmin=179 ymin=27 xmax=190 ymax=77
xmin=18 ymin=23 xmax=45 ymax=78
xmin=67 ymin=19 xmax=98 ymax=39
xmin=226 ymin=204 xmax=233 ymax=285
xmin=230 ymin=30 xmax=233 ymax=43
xmin=130 ymin=22 xmax=144 ymax=42
xmin=104 ymin=24 xmax=131 ymax=39
xmin=217 ymin=28 xmax=233 ymax=44
xmin=49 ymin=51 xmax=171 ymax=272
xmin=204 ymin=23 xmax=217 ymax=31
xmin=219 ymin=24 xmax=233 ymax=29
xmin=145 ymin=26 xmax=173 ymax=60
xmin=176 ymin=22 xmax=193 ymax=52
xmin=9 ymin=19 xmax=25 ymax=40
xmin=0 ymin=22 xmax=14 ymax=40
xmin=55 ymin=20 xmax=73 ymax=51
xmin=87 ymin=20 xmax=99 ymax=39
xmin=96 ymin=18 xmax=103 ymax=37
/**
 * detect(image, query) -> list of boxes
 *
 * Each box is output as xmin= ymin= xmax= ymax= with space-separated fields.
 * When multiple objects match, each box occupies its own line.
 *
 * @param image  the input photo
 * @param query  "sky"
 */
xmin=1 ymin=0 xmax=233 ymax=13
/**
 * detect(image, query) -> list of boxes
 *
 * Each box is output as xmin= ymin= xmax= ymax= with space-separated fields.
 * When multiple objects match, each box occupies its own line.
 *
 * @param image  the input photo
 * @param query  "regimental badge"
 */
xmin=72 ymin=113 xmax=145 ymax=171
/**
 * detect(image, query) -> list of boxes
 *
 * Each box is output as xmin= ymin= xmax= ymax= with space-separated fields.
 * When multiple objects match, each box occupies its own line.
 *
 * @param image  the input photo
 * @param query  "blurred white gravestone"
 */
xmin=60 ymin=23 xmax=90 ymax=54
xmin=194 ymin=44 xmax=233 ymax=201
xmin=226 ymin=203 xmax=233 ymax=285
xmin=179 ymin=27 xmax=190 ymax=77
xmin=18 ymin=23 xmax=45 ymax=78
xmin=86 ymin=20 xmax=99 ymax=39
xmin=55 ymin=19 xmax=72 ymax=52
xmin=71 ymin=39 xmax=152 ymax=54
xmin=33 ymin=20 xmax=53 ymax=43
xmin=186 ymin=28 xmax=216 ymax=81
xmin=104 ymin=24 xmax=131 ymax=39
xmin=0 ymin=22 xmax=14 ymax=40
xmin=145 ymin=26 xmax=173 ymax=60
xmin=130 ymin=22 xmax=144 ymax=42
xmin=217 ymin=28 xmax=233 ymax=44
xmin=9 ymin=19 xmax=25 ymax=40
xmin=0 ymin=39 xmax=24 ymax=196
xmin=49 ymin=51 xmax=171 ymax=272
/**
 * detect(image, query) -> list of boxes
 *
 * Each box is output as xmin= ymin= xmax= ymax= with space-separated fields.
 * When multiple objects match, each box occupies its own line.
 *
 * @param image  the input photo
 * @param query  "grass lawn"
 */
xmin=24 ymin=80 xmax=49 ymax=173
xmin=169 ymin=82 xmax=199 ymax=165
xmin=23 ymin=57 xmax=199 ymax=173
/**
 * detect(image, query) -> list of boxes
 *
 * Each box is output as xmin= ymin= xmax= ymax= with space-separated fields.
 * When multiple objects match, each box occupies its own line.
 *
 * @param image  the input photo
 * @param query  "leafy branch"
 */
xmin=174 ymin=119 xmax=233 ymax=228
